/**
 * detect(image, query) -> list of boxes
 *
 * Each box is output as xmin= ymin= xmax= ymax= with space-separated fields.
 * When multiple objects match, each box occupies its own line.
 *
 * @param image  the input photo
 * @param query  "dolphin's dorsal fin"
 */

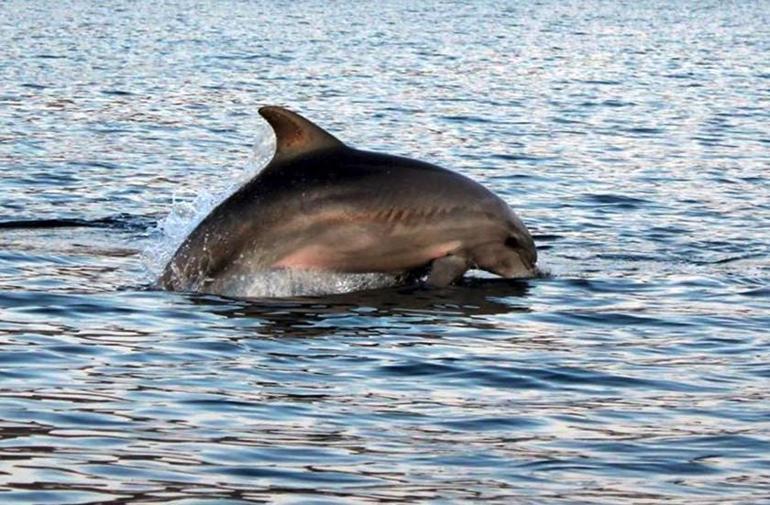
xmin=259 ymin=106 xmax=344 ymax=164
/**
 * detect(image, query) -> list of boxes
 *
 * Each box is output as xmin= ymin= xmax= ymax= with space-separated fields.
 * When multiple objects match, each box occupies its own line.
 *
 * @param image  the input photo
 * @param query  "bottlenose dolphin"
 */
xmin=160 ymin=106 xmax=537 ymax=295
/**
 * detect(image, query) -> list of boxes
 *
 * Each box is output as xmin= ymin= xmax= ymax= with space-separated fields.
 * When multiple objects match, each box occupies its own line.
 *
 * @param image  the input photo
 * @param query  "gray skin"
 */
xmin=159 ymin=106 xmax=537 ymax=295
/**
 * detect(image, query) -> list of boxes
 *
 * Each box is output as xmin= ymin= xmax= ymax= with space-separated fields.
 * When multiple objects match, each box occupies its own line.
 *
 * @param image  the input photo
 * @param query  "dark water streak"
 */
xmin=0 ymin=215 xmax=154 ymax=231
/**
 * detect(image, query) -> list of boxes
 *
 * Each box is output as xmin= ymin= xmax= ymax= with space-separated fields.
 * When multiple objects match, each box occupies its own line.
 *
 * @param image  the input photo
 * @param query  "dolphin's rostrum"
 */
xmin=160 ymin=106 xmax=537 ymax=296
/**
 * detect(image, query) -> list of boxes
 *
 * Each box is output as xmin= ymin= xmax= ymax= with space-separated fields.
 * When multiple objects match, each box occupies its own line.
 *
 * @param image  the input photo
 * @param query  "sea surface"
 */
xmin=1 ymin=1 xmax=769 ymax=503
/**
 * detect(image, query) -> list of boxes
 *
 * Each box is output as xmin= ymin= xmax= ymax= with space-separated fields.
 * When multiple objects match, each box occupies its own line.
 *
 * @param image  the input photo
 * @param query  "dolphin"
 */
xmin=159 ymin=106 xmax=537 ymax=295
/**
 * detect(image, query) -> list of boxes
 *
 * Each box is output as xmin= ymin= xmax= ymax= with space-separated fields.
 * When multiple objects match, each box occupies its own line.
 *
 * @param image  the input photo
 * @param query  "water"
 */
xmin=1 ymin=0 xmax=769 ymax=502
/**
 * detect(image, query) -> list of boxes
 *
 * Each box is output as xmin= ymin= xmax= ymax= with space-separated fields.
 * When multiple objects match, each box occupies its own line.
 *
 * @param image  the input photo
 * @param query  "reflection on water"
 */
xmin=1 ymin=0 xmax=770 ymax=503
xmin=198 ymin=278 xmax=531 ymax=337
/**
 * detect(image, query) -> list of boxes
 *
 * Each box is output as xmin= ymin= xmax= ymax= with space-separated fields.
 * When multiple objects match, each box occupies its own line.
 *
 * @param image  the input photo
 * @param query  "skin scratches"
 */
xmin=272 ymin=240 xmax=462 ymax=272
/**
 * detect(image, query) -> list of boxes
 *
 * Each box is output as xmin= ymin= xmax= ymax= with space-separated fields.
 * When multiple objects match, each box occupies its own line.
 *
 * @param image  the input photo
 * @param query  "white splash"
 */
xmin=216 ymin=269 xmax=399 ymax=299
xmin=142 ymin=128 xmax=274 ymax=286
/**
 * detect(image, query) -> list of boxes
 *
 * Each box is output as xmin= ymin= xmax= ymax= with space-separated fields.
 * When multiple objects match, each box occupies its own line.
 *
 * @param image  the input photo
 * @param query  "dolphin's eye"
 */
xmin=505 ymin=236 xmax=520 ymax=249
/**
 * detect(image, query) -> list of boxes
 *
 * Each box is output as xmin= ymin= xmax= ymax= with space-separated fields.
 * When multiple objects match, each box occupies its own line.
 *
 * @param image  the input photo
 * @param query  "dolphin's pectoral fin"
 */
xmin=425 ymin=255 xmax=469 ymax=287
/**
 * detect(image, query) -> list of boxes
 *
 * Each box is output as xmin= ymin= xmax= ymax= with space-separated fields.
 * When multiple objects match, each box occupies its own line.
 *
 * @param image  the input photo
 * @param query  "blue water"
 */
xmin=2 ymin=0 xmax=770 ymax=503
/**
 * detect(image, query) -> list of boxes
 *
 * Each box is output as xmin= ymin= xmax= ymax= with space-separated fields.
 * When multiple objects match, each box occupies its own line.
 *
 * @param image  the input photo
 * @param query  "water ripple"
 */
xmin=1 ymin=0 xmax=769 ymax=502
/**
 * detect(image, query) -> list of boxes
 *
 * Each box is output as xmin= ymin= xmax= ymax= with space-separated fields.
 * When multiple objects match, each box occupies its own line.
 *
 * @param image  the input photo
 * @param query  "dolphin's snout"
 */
xmin=507 ymin=229 xmax=538 ymax=278
xmin=520 ymin=247 xmax=537 ymax=271
xmin=510 ymin=227 xmax=537 ymax=271
xmin=523 ymin=237 xmax=538 ymax=269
